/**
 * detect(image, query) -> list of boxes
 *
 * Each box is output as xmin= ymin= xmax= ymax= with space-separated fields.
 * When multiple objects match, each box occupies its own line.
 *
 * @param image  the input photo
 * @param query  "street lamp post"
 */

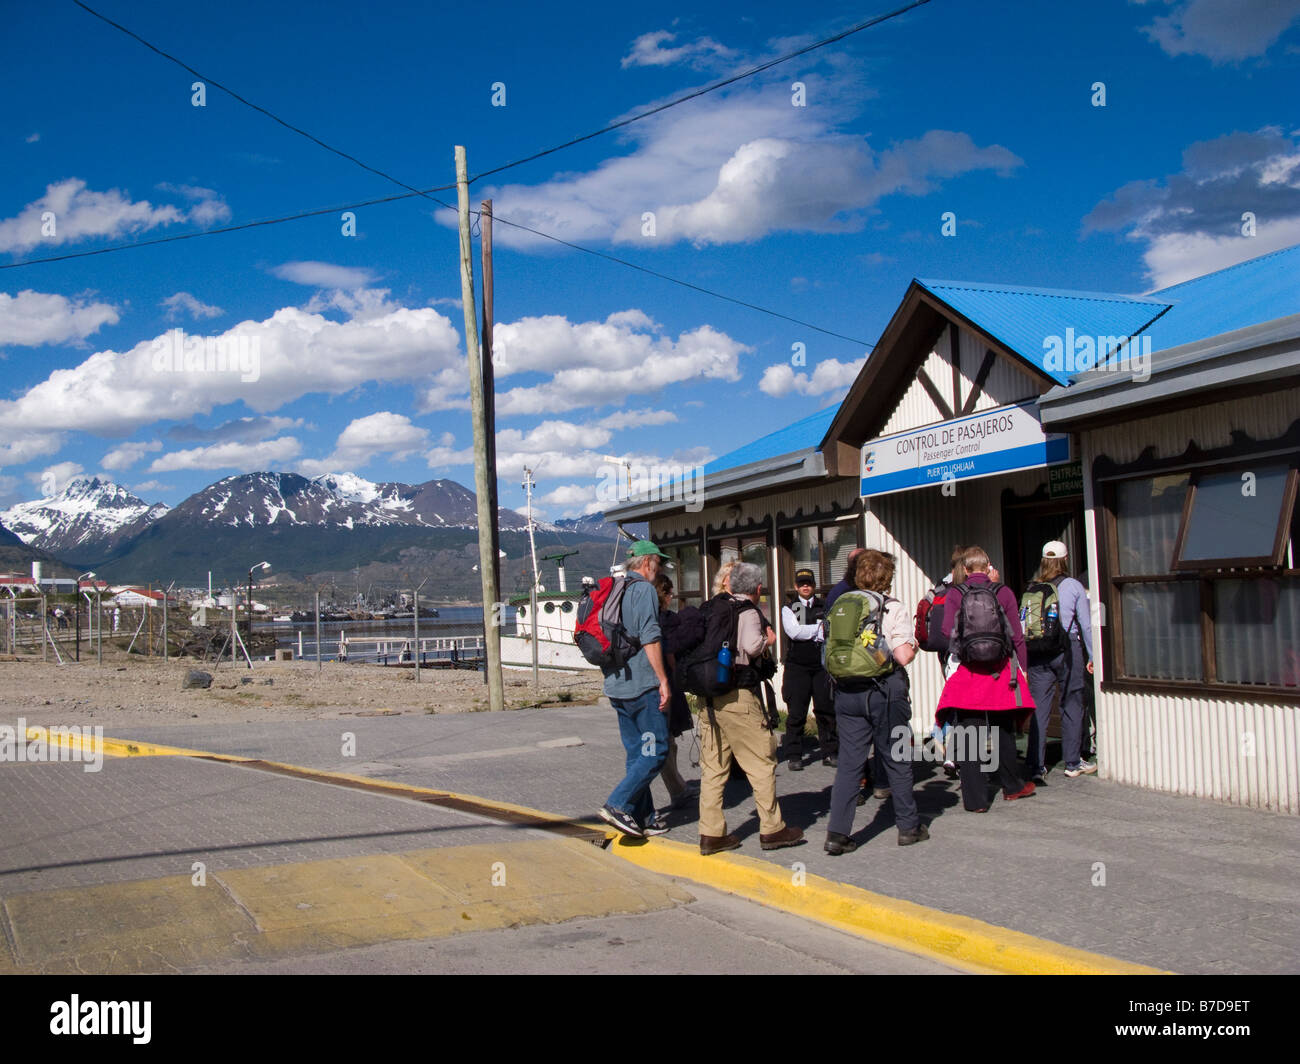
xmin=247 ymin=561 xmax=270 ymax=644
xmin=75 ymin=572 xmax=95 ymax=664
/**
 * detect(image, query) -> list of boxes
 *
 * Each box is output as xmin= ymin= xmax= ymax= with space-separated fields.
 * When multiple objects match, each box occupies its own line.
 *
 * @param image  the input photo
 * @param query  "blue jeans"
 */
xmin=606 ymin=687 xmax=669 ymax=827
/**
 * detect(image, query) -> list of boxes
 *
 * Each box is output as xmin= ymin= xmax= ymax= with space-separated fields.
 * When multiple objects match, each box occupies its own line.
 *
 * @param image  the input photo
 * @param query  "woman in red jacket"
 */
xmin=937 ymin=545 xmax=1037 ymax=812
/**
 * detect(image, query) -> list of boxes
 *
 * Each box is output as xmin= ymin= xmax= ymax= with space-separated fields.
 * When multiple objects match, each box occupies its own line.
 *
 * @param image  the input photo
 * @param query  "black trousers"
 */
xmin=782 ymin=659 xmax=837 ymax=753
xmin=828 ymin=671 xmax=919 ymax=835
xmin=951 ymin=710 xmax=1024 ymax=810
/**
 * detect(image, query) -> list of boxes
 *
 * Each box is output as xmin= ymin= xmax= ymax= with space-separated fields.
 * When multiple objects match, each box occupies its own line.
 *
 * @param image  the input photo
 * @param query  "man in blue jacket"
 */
xmin=598 ymin=540 xmax=673 ymax=838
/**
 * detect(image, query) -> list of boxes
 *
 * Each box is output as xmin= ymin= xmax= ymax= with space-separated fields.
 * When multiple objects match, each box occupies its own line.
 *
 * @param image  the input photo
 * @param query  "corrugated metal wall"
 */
xmin=1085 ymin=385 xmax=1300 ymax=814
xmin=865 ymin=468 xmax=1046 ymax=734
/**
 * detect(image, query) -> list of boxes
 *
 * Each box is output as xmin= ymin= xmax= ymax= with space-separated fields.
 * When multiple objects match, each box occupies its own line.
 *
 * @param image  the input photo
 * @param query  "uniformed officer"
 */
xmin=781 ymin=568 xmax=838 ymax=770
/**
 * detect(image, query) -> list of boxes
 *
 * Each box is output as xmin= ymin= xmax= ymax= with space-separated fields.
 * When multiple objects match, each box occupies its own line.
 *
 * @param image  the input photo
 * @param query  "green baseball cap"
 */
xmin=627 ymin=539 xmax=671 ymax=561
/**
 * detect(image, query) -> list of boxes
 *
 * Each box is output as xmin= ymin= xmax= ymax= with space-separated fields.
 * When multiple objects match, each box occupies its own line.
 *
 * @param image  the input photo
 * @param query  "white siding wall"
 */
xmin=1084 ymin=384 xmax=1300 ymax=814
xmin=880 ymin=325 xmax=1043 ymax=436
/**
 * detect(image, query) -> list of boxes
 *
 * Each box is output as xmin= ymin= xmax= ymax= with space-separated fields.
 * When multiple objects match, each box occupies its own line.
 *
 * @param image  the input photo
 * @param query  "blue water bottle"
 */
xmin=716 ymin=642 xmax=733 ymax=685
xmin=1046 ymin=602 xmax=1059 ymax=627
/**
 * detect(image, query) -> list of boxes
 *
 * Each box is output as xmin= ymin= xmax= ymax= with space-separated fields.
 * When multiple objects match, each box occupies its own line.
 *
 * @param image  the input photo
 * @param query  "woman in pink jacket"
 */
xmin=937 ymin=545 xmax=1037 ymax=812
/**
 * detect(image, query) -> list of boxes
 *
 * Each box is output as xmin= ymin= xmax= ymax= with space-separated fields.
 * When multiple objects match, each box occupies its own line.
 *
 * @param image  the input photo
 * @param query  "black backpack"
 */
xmin=951 ymin=581 xmax=1015 ymax=667
xmin=677 ymin=594 xmax=760 ymax=698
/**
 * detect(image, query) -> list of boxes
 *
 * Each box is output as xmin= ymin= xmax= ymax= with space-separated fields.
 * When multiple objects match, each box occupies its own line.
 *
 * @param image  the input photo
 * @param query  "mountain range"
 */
xmin=0 ymin=474 xmax=629 ymax=588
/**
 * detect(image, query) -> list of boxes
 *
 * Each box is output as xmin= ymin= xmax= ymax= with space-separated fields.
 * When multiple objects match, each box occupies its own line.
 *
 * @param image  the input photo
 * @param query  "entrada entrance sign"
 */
xmin=860 ymin=401 xmax=1071 ymax=496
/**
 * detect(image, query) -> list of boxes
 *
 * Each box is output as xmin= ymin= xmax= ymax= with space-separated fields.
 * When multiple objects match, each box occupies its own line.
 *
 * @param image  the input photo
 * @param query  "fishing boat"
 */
xmin=497 ymin=467 xmax=608 ymax=673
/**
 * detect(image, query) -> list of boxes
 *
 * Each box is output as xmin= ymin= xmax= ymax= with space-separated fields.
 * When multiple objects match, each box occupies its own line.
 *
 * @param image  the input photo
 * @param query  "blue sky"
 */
xmin=3 ymin=0 xmax=1299 ymax=518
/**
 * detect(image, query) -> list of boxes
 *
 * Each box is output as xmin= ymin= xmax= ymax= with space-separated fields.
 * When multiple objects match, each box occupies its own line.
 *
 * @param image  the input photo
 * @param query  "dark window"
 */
xmin=1102 ymin=449 xmax=1300 ymax=697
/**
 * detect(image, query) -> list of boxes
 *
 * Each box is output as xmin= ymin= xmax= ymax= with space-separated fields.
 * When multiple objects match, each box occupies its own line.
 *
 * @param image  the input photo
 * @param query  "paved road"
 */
xmin=0 ymin=747 xmax=957 ymax=974
xmin=75 ymin=701 xmax=1300 ymax=975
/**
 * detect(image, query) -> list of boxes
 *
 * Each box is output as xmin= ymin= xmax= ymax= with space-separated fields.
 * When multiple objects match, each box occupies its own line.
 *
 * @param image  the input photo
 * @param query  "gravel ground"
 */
xmin=0 ymin=651 xmax=604 ymax=729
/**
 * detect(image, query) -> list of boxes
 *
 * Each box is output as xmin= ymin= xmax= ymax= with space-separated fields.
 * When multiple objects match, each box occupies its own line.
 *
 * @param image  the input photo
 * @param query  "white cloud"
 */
xmin=0 ymin=431 xmax=63 ymax=467
xmin=0 ymin=289 xmax=120 ymax=347
xmin=131 ymin=480 xmax=169 ymax=495
xmin=101 ymin=440 xmax=163 ymax=471
xmin=167 ymin=415 xmax=304 ymax=444
xmin=298 ymin=412 xmax=431 ymax=477
xmin=1136 ymin=0 xmax=1300 ymax=63
xmin=442 ymin=311 xmax=748 ymax=416
xmin=1084 ymin=126 xmax=1300 ymax=286
xmin=538 ymin=482 xmax=608 ymax=516
xmin=271 ymin=261 xmax=378 ymax=288
xmin=0 ymin=179 xmax=185 ymax=253
xmin=29 ymin=461 xmax=83 ymax=492
xmin=161 ymin=291 xmax=223 ymax=321
xmin=759 ymin=356 xmax=867 ymax=398
xmin=0 ymin=304 xmax=462 ymax=438
xmin=149 ymin=436 xmax=301 ymax=472
xmin=304 ymin=286 xmax=401 ymax=320
xmin=591 ymin=408 xmax=678 ymax=429
xmin=470 ymin=64 xmax=1020 ymax=250
xmin=25 ymin=133 xmax=39 ymax=144
xmin=621 ymin=30 xmax=736 ymax=70
xmin=155 ymin=183 xmax=232 ymax=226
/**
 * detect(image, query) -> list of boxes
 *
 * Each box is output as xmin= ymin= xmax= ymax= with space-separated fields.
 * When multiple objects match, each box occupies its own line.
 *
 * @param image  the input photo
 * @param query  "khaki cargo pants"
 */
xmin=690 ymin=687 xmax=786 ymax=838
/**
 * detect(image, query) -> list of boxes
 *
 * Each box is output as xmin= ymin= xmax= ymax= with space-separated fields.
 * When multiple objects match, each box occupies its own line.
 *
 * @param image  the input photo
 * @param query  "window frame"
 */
xmin=1097 ymin=440 xmax=1300 ymax=704
xmin=1170 ymin=460 xmax=1298 ymax=571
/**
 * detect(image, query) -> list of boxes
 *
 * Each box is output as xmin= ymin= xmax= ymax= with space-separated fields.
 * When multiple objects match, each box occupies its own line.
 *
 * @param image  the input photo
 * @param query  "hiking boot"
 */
xmin=1003 ymin=781 xmax=1037 ymax=802
xmin=699 ymin=833 xmax=741 ymax=856
xmin=856 ymin=790 xmax=867 ymax=806
xmin=821 ymin=754 xmax=837 ymax=767
xmin=759 ymin=826 xmax=806 ymax=851
xmin=897 ymin=824 xmax=930 ymax=846
xmin=824 ymin=831 xmax=858 ymax=856
xmin=598 ymin=804 xmax=643 ymax=837
xmin=1064 ymin=761 xmax=1097 ymax=778
xmin=872 ymin=787 xmax=891 ymax=800
xmin=788 ymin=756 xmax=804 ymax=772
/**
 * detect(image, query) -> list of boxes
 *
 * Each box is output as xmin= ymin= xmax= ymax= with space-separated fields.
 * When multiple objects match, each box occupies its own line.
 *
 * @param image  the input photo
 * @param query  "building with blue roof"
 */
xmin=608 ymin=242 xmax=1300 ymax=814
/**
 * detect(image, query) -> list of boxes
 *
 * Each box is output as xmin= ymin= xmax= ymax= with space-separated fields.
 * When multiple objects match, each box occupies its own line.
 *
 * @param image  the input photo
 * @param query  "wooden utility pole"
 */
xmin=456 ymin=145 xmax=504 ymax=713
xmin=480 ymin=199 xmax=501 ymax=605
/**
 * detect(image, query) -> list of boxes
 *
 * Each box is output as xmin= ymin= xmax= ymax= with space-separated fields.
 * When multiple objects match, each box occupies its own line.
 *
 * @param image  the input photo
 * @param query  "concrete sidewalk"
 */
xmin=68 ymin=702 xmax=1299 ymax=975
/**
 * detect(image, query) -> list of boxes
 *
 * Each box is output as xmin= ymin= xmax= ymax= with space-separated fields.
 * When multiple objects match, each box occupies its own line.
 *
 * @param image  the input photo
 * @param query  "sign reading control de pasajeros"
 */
xmin=859 ymin=401 xmax=1071 ymax=497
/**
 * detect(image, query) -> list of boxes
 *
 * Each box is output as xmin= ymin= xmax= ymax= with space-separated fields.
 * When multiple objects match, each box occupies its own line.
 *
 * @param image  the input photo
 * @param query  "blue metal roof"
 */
xmin=703 ymin=404 xmax=837 ymax=474
xmin=1142 ymin=243 xmax=1300 ymax=351
xmin=916 ymin=279 xmax=1171 ymax=384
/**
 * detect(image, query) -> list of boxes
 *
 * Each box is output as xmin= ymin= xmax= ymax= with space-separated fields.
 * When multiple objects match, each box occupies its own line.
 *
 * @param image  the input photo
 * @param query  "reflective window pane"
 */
xmin=1214 ymin=577 xmax=1300 ymax=687
xmin=1120 ymin=581 xmax=1201 ymax=680
xmin=676 ymin=544 xmax=701 ymax=594
xmin=791 ymin=526 xmax=819 ymax=586
xmin=1116 ymin=474 xmax=1189 ymax=575
xmin=1181 ymin=466 xmax=1291 ymax=563
xmin=822 ymin=522 xmax=859 ymax=587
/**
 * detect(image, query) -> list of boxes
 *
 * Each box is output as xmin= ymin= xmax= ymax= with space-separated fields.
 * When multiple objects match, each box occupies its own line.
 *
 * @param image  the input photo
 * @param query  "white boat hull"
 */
xmin=500 ymin=635 xmax=597 ymax=672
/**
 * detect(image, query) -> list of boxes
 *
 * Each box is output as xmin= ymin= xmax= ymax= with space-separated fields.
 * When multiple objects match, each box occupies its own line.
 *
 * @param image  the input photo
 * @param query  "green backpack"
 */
xmin=1019 ymin=578 xmax=1068 ymax=658
xmin=825 ymin=590 xmax=895 ymax=682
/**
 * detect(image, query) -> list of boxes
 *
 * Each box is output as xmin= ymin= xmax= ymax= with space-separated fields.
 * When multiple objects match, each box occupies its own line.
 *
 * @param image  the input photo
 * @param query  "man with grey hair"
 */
xmin=693 ymin=561 xmax=804 ymax=856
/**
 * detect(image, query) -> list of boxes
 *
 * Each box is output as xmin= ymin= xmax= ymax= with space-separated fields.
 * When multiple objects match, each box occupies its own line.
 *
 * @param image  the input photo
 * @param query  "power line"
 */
xmin=73 ymin=0 xmax=440 ymax=202
xmin=41 ymin=0 xmax=886 ymax=346
xmin=469 ymin=0 xmax=933 ymax=185
xmin=0 ymin=185 xmax=452 ymax=269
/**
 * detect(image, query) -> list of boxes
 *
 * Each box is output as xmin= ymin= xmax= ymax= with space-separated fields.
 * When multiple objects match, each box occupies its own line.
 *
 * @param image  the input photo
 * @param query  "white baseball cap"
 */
xmin=1042 ymin=540 xmax=1068 ymax=559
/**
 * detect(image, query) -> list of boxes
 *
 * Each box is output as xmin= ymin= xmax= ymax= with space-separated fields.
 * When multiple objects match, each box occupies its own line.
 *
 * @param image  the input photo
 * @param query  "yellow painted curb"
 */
xmin=37 ymin=730 xmax=1171 ymax=975
xmin=24 ymin=726 xmax=245 ymax=762
xmin=609 ymin=835 xmax=1170 ymax=975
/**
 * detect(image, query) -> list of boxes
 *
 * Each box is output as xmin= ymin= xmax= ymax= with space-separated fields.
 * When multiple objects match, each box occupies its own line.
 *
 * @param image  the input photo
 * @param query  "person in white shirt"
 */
xmin=779 ymin=568 xmax=837 ymax=770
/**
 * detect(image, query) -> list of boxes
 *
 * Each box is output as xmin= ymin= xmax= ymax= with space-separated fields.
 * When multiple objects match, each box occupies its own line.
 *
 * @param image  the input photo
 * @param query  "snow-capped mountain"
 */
xmin=0 ymin=476 xmax=169 ymax=559
xmin=167 ymin=472 xmax=537 ymax=531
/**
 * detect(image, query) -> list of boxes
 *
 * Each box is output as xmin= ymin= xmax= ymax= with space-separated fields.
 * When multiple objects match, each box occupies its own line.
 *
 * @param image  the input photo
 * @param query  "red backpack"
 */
xmin=914 ymin=582 xmax=951 ymax=654
xmin=574 ymin=576 xmax=641 ymax=669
